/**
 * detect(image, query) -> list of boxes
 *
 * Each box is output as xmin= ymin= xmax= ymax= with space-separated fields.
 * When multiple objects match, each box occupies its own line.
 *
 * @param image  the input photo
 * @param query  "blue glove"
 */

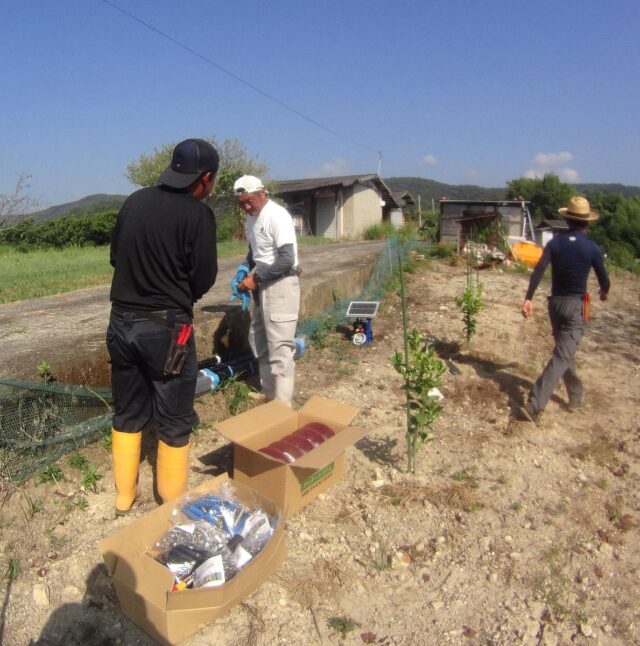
xmin=230 ymin=264 xmax=249 ymax=292
xmin=230 ymin=264 xmax=250 ymax=311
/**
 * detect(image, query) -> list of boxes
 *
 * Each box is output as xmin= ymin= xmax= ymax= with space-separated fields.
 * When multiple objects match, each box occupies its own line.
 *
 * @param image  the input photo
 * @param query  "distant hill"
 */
xmin=27 ymin=193 xmax=128 ymax=222
xmin=384 ymin=177 xmax=640 ymax=206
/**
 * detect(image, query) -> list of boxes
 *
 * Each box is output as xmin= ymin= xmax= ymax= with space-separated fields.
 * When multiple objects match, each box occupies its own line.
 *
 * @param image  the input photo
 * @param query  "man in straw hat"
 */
xmin=519 ymin=196 xmax=610 ymax=422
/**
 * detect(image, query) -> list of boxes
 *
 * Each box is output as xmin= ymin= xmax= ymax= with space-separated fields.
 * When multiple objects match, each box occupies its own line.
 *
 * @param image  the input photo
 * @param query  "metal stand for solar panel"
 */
xmin=345 ymin=301 xmax=379 ymax=345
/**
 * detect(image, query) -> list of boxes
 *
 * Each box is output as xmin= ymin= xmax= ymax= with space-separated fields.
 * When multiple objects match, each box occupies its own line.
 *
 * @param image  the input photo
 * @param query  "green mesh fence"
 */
xmin=296 ymin=236 xmax=423 ymax=340
xmin=0 ymin=379 xmax=113 ymax=482
xmin=0 ymin=236 xmax=421 ymax=482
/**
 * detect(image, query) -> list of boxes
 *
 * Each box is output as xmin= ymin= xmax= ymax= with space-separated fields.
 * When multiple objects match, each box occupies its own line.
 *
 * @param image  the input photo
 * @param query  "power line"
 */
xmin=98 ymin=0 xmax=382 ymax=157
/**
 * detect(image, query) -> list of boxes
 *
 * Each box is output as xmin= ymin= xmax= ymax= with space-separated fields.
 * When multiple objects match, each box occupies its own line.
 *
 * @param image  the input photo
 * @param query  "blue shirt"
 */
xmin=525 ymin=229 xmax=610 ymax=301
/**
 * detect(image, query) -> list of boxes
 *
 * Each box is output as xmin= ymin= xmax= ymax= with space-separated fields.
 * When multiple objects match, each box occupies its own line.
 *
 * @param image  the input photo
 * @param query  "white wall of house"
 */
xmin=343 ymin=184 xmax=383 ymax=238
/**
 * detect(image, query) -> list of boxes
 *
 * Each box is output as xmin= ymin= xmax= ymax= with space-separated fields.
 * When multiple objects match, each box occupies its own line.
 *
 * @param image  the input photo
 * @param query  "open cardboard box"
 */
xmin=215 ymin=395 xmax=366 ymax=517
xmin=100 ymin=474 xmax=286 ymax=645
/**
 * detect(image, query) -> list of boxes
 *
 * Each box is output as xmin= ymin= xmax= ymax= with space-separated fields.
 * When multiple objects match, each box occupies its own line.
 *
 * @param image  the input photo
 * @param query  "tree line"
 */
xmin=507 ymin=174 xmax=640 ymax=273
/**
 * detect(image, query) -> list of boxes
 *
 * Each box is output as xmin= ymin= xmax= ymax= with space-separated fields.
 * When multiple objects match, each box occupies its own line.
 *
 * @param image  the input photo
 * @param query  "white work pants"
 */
xmin=249 ymin=275 xmax=300 ymax=406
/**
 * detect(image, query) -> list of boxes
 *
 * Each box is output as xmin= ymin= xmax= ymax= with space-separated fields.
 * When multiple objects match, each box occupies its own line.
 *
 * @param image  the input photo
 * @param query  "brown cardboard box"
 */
xmin=100 ymin=475 xmax=286 ymax=645
xmin=215 ymin=395 xmax=365 ymax=517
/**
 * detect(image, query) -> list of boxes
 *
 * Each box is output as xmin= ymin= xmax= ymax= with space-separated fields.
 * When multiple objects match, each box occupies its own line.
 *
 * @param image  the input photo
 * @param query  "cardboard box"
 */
xmin=100 ymin=475 xmax=286 ymax=645
xmin=215 ymin=395 xmax=365 ymax=517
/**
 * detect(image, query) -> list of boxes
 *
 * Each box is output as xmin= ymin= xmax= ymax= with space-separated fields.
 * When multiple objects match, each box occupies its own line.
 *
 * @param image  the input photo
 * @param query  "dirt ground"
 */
xmin=1 ymin=255 xmax=639 ymax=646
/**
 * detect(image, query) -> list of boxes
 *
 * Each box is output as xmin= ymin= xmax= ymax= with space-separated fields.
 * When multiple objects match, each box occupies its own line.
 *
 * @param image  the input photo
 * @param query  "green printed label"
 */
xmin=300 ymin=462 xmax=335 ymax=494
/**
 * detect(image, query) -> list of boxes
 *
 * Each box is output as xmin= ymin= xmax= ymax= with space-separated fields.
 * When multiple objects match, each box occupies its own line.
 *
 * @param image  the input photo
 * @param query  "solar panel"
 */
xmin=346 ymin=301 xmax=379 ymax=318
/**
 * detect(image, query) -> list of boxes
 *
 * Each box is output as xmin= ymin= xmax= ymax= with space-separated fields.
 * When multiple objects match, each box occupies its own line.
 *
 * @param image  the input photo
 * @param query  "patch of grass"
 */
xmin=38 ymin=464 xmax=65 ymax=484
xmin=510 ymin=501 xmax=523 ymax=512
xmin=327 ymin=615 xmax=359 ymax=637
xmin=74 ymin=496 xmax=89 ymax=511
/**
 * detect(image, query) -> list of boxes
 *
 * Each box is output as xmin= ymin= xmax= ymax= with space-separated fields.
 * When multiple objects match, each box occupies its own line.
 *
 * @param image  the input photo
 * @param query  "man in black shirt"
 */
xmin=107 ymin=139 xmax=218 ymax=513
xmin=520 ymin=196 xmax=610 ymax=422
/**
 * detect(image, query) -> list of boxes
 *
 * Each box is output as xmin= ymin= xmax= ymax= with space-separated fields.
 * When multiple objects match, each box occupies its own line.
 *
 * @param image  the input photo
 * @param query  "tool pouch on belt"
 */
xmin=164 ymin=322 xmax=193 ymax=376
xmin=582 ymin=293 xmax=591 ymax=322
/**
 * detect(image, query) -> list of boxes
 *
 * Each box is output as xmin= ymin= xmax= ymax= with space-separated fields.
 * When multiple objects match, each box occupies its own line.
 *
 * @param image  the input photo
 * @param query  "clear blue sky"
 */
xmin=2 ymin=0 xmax=639 ymax=207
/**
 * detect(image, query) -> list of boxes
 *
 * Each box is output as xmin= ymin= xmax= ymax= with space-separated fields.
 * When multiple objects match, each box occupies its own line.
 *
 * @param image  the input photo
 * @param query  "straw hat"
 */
xmin=558 ymin=196 xmax=599 ymax=222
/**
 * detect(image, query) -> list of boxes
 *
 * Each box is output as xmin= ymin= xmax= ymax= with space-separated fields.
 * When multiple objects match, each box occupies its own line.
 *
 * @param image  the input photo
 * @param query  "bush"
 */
xmin=363 ymin=222 xmax=396 ymax=240
xmin=427 ymin=242 xmax=456 ymax=259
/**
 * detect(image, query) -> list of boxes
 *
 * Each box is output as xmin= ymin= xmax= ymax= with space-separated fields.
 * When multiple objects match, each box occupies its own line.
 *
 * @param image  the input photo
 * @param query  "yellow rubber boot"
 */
xmin=111 ymin=429 xmax=141 ymax=514
xmin=157 ymin=440 xmax=190 ymax=503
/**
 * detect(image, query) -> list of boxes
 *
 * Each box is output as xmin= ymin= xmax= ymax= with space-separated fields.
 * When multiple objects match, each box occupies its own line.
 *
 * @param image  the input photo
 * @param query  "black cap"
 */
xmin=158 ymin=139 xmax=220 ymax=189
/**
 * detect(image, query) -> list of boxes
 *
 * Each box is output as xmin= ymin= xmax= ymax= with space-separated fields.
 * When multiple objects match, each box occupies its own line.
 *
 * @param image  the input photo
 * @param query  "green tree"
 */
xmin=506 ymin=173 xmax=573 ymax=221
xmin=126 ymin=137 xmax=268 ymax=233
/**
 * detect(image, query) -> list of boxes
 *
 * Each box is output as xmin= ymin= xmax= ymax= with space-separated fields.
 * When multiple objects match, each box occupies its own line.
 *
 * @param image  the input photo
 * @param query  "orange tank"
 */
xmin=511 ymin=241 xmax=543 ymax=269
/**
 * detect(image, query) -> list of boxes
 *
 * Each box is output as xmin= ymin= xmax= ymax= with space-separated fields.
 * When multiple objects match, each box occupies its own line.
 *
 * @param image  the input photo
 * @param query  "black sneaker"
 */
xmin=518 ymin=402 xmax=539 ymax=423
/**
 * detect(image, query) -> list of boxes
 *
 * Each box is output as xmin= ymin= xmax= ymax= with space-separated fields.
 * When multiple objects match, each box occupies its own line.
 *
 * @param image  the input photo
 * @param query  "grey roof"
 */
xmin=391 ymin=190 xmax=415 ymax=207
xmin=273 ymin=174 xmax=398 ymax=207
xmin=536 ymin=218 xmax=569 ymax=230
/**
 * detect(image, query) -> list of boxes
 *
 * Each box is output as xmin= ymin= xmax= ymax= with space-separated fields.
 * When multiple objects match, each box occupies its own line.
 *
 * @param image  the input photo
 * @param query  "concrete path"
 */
xmin=0 ymin=241 xmax=385 ymax=380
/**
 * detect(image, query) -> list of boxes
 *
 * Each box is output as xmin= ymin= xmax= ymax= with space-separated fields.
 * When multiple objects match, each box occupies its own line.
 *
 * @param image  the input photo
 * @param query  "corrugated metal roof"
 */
xmin=274 ymin=174 xmax=379 ymax=194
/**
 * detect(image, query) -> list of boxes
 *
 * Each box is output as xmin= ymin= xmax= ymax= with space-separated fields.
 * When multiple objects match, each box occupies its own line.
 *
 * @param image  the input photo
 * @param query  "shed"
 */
xmin=438 ymin=199 xmax=535 ymax=252
xmin=389 ymin=191 xmax=416 ymax=227
xmin=273 ymin=174 xmax=397 ymax=239
xmin=535 ymin=218 xmax=569 ymax=247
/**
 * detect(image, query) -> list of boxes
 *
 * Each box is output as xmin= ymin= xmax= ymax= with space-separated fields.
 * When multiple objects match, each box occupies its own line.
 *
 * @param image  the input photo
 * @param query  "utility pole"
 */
xmin=417 ymin=194 xmax=422 ymax=227
xmin=377 ymin=151 xmax=382 ymax=176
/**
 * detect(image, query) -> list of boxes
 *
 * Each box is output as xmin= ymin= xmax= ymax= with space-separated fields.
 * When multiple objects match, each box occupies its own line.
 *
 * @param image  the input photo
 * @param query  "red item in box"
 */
xmin=270 ymin=439 xmax=306 ymax=460
xmin=258 ymin=445 xmax=294 ymax=463
xmin=293 ymin=427 xmax=325 ymax=447
xmin=283 ymin=433 xmax=315 ymax=453
xmin=300 ymin=422 xmax=335 ymax=440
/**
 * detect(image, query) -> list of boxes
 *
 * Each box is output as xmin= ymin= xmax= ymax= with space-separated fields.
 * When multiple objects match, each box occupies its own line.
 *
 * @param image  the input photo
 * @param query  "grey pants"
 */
xmin=249 ymin=275 xmax=300 ymax=406
xmin=529 ymin=296 xmax=584 ymax=413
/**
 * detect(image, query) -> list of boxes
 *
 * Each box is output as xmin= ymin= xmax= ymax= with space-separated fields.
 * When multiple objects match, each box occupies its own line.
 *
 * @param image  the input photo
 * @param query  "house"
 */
xmin=438 ymin=199 xmax=535 ymax=252
xmin=389 ymin=190 xmax=416 ymax=227
xmin=535 ymin=218 xmax=569 ymax=247
xmin=273 ymin=174 xmax=397 ymax=239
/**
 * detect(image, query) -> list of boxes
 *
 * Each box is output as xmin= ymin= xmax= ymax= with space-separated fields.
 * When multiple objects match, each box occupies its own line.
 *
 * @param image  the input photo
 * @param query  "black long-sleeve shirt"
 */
xmin=110 ymin=186 xmax=217 ymax=316
xmin=525 ymin=229 xmax=610 ymax=301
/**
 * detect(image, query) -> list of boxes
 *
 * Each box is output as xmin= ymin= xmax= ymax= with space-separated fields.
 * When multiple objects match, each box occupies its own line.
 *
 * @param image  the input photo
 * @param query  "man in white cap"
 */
xmin=232 ymin=175 xmax=300 ymax=406
xmin=519 ymin=196 xmax=610 ymax=422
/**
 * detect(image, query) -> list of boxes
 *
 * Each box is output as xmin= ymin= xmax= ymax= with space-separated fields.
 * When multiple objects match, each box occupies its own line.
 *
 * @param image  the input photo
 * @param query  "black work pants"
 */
xmin=106 ymin=310 xmax=198 ymax=447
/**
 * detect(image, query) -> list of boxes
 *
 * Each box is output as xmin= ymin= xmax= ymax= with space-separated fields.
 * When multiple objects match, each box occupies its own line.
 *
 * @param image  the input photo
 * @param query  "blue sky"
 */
xmin=2 ymin=0 xmax=639 ymax=207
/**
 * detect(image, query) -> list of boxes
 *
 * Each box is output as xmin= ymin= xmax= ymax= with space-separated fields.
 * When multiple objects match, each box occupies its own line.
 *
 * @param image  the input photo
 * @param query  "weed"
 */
xmin=81 ymin=465 xmax=103 ymax=492
xmin=75 ymin=496 xmax=89 ymax=511
xmin=327 ymin=615 xmax=359 ymax=637
xmin=222 ymin=378 xmax=251 ymax=416
xmin=101 ymin=430 xmax=113 ymax=450
xmin=451 ymin=468 xmax=479 ymax=489
xmin=38 ymin=464 xmax=65 ymax=484
xmin=21 ymin=492 xmax=43 ymax=519
xmin=371 ymin=545 xmax=392 ymax=571
xmin=68 ymin=452 xmax=89 ymax=471
xmin=510 ymin=501 xmax=523 ymax=512
xmin=309 ymin=316 xmax=335 ymax=348
xmin=595 ymin=477 xmax=609 ymax=490
xmin=37 ymin=360 xmax=57 ymax=383
xmin=5 ymin=558 xmax=20 ymax=582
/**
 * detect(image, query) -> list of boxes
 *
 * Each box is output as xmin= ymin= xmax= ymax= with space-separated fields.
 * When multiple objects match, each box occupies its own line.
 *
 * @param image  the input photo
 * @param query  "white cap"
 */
xmin=234 ymin=175 xmax=265 ymax=194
